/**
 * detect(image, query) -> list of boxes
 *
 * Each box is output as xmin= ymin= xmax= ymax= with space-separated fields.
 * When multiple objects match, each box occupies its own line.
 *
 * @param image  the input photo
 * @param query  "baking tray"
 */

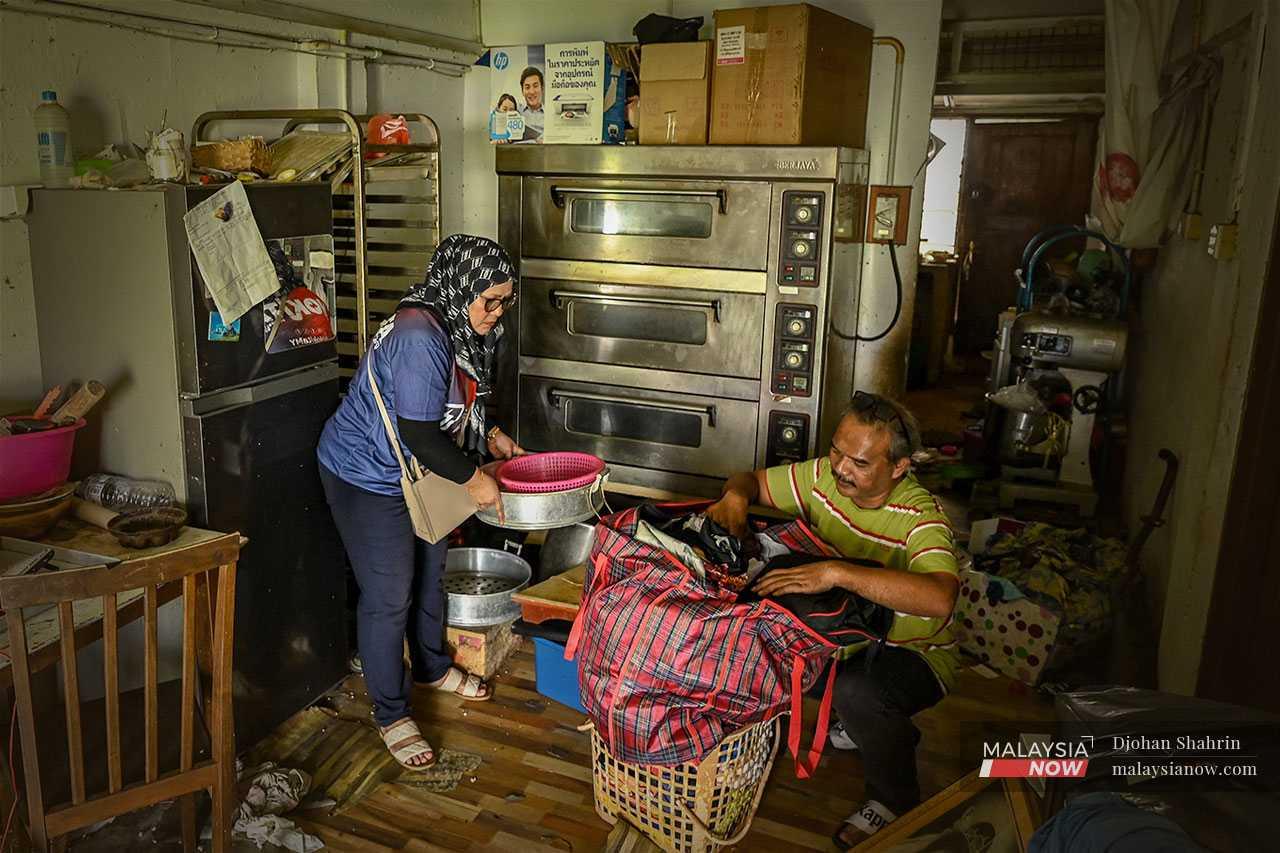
xmin=0 ymin=536 xmax=120 ymax=575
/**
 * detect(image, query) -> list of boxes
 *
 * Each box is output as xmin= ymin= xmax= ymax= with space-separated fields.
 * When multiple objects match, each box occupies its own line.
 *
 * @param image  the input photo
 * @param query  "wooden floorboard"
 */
xmin=244 ymin=649 xmax=1052 ymax=851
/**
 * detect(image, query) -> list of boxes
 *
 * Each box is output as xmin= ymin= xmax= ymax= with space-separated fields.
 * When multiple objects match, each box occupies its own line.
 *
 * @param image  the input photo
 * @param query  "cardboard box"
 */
xmin=487 ymin=42 xmax=628 ymax=144
xmin=710 ymin=3 xmax=873 ymax=146
xmin=639 ymin=41 xmax=712 ymax=145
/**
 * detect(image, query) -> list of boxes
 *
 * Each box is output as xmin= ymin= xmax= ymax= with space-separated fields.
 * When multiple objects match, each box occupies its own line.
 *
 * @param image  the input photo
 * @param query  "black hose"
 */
xmin=829 ymin=242 xmax=904 ymax=342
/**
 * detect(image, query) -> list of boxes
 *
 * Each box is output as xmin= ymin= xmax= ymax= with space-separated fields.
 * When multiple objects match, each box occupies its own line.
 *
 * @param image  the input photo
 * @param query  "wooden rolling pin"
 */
xmin=72 ymin=497 xmax=120 ymax=529
xmin=52 ymin=380 xmax=106 ymax=425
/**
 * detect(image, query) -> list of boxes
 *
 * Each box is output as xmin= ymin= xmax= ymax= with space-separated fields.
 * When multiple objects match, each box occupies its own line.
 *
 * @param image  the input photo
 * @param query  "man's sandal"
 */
xmin=833 ymin=800 xmax=897 ymax=851
xmin=416 ymin=666 xmax=492 ymax=701
xmin=379 ymin=717 xmax=436 ymax=771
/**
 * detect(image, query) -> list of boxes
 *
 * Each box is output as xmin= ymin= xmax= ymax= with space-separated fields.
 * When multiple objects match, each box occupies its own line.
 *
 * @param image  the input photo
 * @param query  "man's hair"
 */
xmin=520 ymin=66 xmax=543 ymax=87
xmin=845 ymin=392 xmax=921 ymax=463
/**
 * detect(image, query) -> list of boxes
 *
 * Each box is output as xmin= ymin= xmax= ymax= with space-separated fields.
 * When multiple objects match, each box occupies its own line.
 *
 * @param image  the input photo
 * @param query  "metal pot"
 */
xmin=539 ymin=521 xmax=595 ymax=579
xmin=443 ymin=547 xmax=531 ymax=628
xmin=476 ymin=471 xmax=608 ymax=531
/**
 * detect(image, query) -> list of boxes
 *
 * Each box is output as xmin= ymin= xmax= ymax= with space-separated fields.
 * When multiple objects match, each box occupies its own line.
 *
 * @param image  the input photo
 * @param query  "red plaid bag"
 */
xmin=565 ymin=504 xmax=845 ymax=777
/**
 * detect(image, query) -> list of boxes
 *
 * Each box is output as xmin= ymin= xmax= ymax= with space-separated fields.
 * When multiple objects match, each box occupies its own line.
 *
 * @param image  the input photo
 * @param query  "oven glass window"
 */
xmin=569 ymin=198 xmax=713 ymax=238
xmin=566 ymin=399 xmax=702 ymax=448
xmin=571 ymin=302 xmax=707 ymax=346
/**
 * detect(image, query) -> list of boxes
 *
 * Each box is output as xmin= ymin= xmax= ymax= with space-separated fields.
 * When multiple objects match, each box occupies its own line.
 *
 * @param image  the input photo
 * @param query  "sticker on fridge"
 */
xmin=207 ymin=312 xmax=241 ymax=342
xmin=262 ymin=241 xmax=335 ymax=353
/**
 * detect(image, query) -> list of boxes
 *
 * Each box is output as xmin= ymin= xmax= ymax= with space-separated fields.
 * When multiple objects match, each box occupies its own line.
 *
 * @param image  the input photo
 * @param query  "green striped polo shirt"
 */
xmin=763 ymin=458 xmax=960 ymax=693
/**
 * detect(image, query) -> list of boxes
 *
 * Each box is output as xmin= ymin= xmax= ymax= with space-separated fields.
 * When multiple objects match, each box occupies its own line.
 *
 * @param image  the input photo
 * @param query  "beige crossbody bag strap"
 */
xmin=363 ymin=352 xmax=477 ymax=543
xmin=366 ymin=355 xmax=423 ymax=481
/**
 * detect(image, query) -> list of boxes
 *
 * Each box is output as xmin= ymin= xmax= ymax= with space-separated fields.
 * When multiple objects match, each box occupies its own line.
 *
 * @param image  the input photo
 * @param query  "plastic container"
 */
xmin=34 ymin=90 xmax=74 ymax=188
xmin=0 ymin=419 xmax=84 ymax=502
xmin=77 ymin=474 xmax=177 ymax=511
xmin=532 ymin=637 xmax=586 ymax=713
xmin=497 ymin=452 xmax=605 ymax=494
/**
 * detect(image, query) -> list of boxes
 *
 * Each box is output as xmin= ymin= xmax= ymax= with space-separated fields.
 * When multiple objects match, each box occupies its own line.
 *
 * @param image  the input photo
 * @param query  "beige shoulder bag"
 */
xmin=366 ymin=360 xmax=476 ymax=544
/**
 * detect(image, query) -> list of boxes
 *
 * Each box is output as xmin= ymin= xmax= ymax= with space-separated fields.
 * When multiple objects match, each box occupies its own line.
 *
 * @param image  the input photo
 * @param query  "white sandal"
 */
xmin=834 ymin=800 xmax=897 ymax=850
xmin=417 ymin=666 xmax=492 ymax=701
xmin=379 ymin=718 xmax=436 ymax=771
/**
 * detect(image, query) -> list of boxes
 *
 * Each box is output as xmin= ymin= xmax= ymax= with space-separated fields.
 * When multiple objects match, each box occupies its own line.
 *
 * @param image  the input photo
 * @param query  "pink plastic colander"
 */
xmin=496 ymin=452 xmax=605 ymax=494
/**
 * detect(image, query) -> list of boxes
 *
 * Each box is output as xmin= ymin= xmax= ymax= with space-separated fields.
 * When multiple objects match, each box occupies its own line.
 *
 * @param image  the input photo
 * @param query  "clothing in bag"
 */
xmin=741 ymin=552 xmax=895 ymax=648
xmin=568 ymin=503 xmax=844 ymax=776
xmin=366 ymin=361 xmax=474 ymax=544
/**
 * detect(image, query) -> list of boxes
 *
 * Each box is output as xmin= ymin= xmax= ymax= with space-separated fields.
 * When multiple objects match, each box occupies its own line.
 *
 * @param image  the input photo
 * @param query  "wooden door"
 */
xmin=954 ymin=119 xmax=1098 ymax=356
xmin=1197 ymin=194 xmax=1280 ymax=713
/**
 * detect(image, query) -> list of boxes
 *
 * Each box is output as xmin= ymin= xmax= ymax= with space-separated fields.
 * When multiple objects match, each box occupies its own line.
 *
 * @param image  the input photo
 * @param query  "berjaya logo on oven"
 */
xmin=774 ymin=158 xmax=821 ymax=172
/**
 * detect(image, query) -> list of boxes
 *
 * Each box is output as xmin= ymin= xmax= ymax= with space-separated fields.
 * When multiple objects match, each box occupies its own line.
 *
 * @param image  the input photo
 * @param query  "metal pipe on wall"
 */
xmin=0 ymin=0 xmax=472 ymax=76
xmin=872 ymin=36 xmax=905 ymax=182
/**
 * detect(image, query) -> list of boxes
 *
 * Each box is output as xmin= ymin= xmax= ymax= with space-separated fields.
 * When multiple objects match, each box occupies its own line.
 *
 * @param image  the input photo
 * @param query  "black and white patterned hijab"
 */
xmin=394 ymin=235 xmax=516 ymax=447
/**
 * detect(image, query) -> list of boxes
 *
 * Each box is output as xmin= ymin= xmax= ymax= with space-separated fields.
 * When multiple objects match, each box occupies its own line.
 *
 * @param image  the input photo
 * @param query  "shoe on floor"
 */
xmin=829 ymin=720 xmax=859 ymax=751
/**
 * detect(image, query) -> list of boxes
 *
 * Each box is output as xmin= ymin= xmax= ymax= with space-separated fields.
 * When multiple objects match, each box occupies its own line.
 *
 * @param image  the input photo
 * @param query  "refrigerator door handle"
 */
xmin=181 ymin=361 xmax=340 ymax=417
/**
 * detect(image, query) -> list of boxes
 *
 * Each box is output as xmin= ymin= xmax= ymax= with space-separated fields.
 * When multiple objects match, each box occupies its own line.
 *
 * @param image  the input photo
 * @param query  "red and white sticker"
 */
xmin=262 ymin=286 xmax=335 ymax=353
xmin=716 ymin=25 xmax=745 ymax=65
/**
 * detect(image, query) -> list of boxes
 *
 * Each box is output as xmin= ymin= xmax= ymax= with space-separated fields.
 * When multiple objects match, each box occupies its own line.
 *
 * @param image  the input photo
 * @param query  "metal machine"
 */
xmin=495 ymin=145 xmax=873 ymax=496
xmin=986 ymin=227 xmax=1131 ymax=514
xmin=29 ymin=184 xmax=350 ymax=749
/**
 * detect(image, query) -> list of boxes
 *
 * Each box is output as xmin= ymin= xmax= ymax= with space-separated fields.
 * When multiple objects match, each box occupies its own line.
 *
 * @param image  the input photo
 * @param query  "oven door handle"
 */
xmin=548 ymin=185 xmax=729 ymax=214
xmin=548 ymin=388 xmax=717 ymax=428
xmin=550 ymin=290 xmax=722 ymax=323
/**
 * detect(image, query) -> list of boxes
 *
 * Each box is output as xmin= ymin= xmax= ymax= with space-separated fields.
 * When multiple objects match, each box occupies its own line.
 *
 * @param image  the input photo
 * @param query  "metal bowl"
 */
xmin=539 ymin=521 xmax=596 ymax=579
xmin=476 ymin=472 xmax=607 ymax=531
xmin=443 ymin=547 xmax=531 ymax=628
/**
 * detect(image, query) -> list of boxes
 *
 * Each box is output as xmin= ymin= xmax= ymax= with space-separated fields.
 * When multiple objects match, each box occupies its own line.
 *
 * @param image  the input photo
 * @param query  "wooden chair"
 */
xmin=0 ymin=533 xmax=243 ymax=851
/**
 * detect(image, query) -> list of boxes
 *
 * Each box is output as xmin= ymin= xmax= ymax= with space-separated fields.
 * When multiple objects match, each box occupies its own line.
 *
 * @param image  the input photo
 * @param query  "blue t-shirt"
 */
xmin=318 ymin=307 xmax=470 ymax=496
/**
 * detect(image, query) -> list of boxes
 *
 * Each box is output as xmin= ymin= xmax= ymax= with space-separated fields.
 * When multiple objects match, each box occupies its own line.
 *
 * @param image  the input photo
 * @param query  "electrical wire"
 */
xmin=829 ymin=242 xmax=904 ymax=342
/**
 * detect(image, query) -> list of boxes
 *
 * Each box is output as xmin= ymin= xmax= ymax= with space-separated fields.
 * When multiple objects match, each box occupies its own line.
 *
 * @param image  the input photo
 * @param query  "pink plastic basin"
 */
xmin=0 ymin=418 xmax=85 ymax=502
xmin=497 ymin=452 xmax=605 ymax=494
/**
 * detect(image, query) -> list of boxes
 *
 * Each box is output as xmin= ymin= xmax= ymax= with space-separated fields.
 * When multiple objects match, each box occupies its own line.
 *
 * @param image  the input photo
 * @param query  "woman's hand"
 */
xmin=487 ymin=428 xmax=526 ymax=460
xmin=465 ymin=468 xmax=505 ymax=523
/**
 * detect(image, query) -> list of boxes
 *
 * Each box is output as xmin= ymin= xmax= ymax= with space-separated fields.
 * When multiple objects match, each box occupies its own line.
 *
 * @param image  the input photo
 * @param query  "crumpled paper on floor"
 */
xmin=234 ymin=762 xmax=324 ymax=852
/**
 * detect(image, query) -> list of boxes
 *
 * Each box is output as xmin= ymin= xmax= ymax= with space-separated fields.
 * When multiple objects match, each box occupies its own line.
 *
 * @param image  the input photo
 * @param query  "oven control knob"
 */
xmin=791 ymin=239 xmax=812 ymax=257
xmin=786 ymin=319 xmax=806 ymax=336
xmin=784 ymin=352 xmax=803 ymax=368
xmin=793 ymin=206 xmax=813 ymax=223
xmin=781 ymin=426 xmax=799 ymax=444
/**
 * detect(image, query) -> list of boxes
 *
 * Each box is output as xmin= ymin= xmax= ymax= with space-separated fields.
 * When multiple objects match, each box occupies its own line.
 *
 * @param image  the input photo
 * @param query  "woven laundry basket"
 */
xmin=586 ymin=718 xmax=781 ymax=853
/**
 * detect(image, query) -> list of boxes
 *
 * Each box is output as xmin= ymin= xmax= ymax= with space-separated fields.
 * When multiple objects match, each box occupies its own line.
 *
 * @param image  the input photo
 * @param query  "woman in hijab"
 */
xmin=317 ymin=234 xmax=522 ymax=770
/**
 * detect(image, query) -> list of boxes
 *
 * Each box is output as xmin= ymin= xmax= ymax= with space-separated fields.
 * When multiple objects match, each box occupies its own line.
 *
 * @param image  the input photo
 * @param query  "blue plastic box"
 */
xmin=533 ymin=636 xmax=587 ymax=713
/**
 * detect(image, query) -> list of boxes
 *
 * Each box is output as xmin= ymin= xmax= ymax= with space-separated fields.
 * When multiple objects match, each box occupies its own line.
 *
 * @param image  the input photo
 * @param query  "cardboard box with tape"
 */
xmin=710 ymin=3 xmax=873 ymax=146
xmin=639 ymin=41 xmax=712 ymax=145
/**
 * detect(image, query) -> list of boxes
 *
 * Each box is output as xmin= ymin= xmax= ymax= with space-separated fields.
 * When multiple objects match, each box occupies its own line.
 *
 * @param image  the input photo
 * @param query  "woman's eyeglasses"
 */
xmin=483 ymin=293 xmax=518 ymax=313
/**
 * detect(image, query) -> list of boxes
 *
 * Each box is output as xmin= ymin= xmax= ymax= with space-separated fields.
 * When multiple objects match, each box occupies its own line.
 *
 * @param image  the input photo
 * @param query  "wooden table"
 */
xmin=0 ymin=517 xmax=228 ymax=688
xmin=513 ymin=564 xmax=585 ymax=625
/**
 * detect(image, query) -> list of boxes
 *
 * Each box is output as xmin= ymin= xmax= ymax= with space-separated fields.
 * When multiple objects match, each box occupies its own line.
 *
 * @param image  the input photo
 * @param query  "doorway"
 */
xmin=953 ymin=118 xmax=1098 ymax=358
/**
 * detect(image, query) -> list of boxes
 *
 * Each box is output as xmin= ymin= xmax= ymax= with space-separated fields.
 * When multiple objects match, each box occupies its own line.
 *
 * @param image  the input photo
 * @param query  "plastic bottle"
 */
xmin=34 ymin=90 xmax=74 ymax=188
xmin=77 ymin=475 xmax=177 ymax=511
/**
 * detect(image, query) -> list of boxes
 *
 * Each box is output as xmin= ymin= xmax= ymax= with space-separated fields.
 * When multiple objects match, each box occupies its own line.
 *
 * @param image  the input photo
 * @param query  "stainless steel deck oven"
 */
xmin=495 ymin=146 xmax=871 ymax=496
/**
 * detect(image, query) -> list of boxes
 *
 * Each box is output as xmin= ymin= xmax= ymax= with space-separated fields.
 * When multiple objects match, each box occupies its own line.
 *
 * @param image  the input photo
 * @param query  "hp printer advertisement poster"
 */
xmin=489 ymin=42 xmax=621 ymax=144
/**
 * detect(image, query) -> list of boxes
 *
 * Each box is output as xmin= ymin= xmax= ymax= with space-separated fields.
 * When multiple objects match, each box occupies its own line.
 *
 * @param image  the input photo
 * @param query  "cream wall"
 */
xmin=0 ymin=0 xmax=476 ymax=407
xmin=466 ymin=0 xmax=944 ymax=397
xmin=1122 ymin=0 xmax=1280 ymax=694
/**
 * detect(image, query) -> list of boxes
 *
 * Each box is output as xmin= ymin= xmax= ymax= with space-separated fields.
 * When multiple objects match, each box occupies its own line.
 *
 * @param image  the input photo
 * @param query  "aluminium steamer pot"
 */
xmin=476 ymin=471 xmax=608 ymax=531
xmin=443 ymin=547 xmax=531 ymax=628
